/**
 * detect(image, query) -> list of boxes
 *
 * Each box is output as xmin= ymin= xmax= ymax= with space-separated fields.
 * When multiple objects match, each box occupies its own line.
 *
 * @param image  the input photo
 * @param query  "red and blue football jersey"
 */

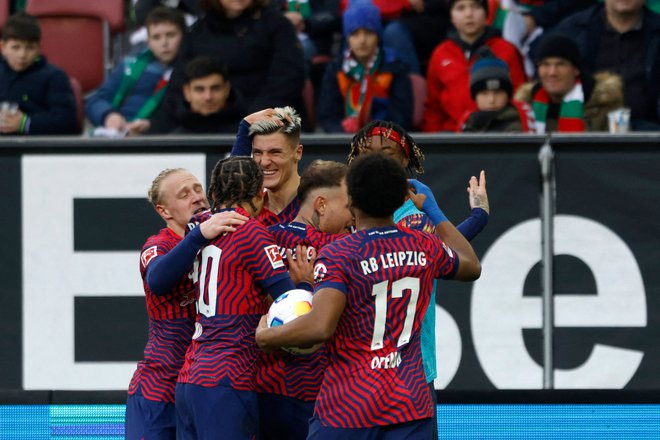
xmin=312 ymin=225 xmax=459 ymax=428
xmin=128 ymin=228 xmax=197 ymax=403
xmin=254 ymin=222 xmax=345 ymax=401
xmin=177 ymin=207 xmax=291 ymax=390
xmin=258 ymin=192 xmax=300 ymax=227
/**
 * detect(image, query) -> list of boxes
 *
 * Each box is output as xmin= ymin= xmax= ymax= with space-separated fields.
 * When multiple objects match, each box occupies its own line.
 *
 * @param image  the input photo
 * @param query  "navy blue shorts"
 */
xmin=258 ymin=392 xmax=314 ymax=440
xmin=307 ymin=416 xmax=433 ymax=440
xmin=175 ymin=382 xmax=258 ymax=440
xmin=125 ymin=393 xmax=176 ymax=440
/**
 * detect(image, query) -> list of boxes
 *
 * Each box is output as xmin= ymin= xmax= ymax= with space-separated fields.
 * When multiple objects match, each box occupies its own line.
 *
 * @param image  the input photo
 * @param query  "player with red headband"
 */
xmin=348 ymin=120 xmax=489 ymax=440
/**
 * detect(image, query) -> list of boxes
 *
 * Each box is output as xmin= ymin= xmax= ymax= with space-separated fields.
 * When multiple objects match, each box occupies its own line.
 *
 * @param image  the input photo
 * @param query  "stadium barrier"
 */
xmin=1 ymin=133 xmax=659 ymax=402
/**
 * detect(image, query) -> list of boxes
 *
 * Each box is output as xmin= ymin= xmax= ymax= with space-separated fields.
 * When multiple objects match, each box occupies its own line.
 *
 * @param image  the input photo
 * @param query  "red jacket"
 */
xmin=422 ymin=32 xmax=527 ymax=132
xmin=339 ymin=0 xmax=412 ymax=19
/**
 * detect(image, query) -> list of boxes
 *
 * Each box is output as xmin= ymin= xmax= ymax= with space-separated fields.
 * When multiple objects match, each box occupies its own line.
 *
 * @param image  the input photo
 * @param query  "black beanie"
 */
xmin=534 ymin=33 xmax=582 ymax=68
xmin=470 ymin=56 xmax=513 ymax=99
xmin=448 ymin=0 xmax=489 ymax=15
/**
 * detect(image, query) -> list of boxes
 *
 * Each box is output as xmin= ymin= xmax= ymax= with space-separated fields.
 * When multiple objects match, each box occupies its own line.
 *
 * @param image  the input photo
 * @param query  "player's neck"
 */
xmin=266 ymin=175 xmax=300 ymax=214
xmin=294 ymin=205 xmax=320 ymax=230
xmin=167 ymin=222 xmax=185 ymax=238
xmin=355 ymin=214 xmax=395 ymax=231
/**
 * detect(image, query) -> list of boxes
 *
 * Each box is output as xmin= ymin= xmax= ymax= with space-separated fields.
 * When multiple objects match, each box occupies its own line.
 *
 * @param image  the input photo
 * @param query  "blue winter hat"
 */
xmin=342 ymin=0 xmax=383 ymax=40
xmin=470 ymin=56 xmax=513 ymax=99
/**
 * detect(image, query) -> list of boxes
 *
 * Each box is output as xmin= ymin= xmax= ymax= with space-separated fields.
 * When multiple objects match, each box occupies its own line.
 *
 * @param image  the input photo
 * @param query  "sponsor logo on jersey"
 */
xmin=140 ymin=246 xmax=158 ymax=268
xmin=313 ymin=262 xmax=327 ymax=283
xmin=180 ymin=289 xmax=196 ymax=307
xmin=265 ymin=245 xmax=285 ymax=269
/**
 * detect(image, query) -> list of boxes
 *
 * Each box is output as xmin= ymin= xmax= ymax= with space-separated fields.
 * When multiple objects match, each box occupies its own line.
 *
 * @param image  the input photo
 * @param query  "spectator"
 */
xmin=0 ymin=12 xmax=78 ymax=135
xmin=555 ymin=0 xmax=660 ymax=129
xmin=515 ymin=33 xmax=623 ymax=132
xmin=85 ymin=7 xmax=185 ymax=137
xmin=148 ymin=56 xmax=244 ymax=134
xmin=460 ymin=51 xmax=536 ymax=132
xmin=133 ymin=0 xmax=203 ymax=26
xmin=159 ymin=0 xmax=306 ymax=127
xmin=275 ymin=0 xmax=341 ymax=70
xmin=340 ymin=0 xmax=452 ymax=75
xmin=422 ymin=0 xmax=526 ymax=132
xmin=130 ymin=0 xmax=202 ymax=47
xmin=318 ymin=0 xmax=412 ymax=133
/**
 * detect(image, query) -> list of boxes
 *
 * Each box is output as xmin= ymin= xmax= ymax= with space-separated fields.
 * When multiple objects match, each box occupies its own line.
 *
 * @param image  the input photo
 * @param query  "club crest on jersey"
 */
xmin=265 ymin=245 xmax=285 ymax=269
xmin=314 ymin=262 xmax=327 ymax=283
xmin=140 ymin=246 xmax=158 ymax=267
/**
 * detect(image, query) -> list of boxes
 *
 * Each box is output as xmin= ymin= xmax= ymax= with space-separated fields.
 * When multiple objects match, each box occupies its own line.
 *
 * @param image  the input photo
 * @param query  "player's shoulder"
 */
xmin=143 ymin=227 xmax=178 ymax=249
xmin=319 ymin=232 xmax=360 ymax=258
xmin=187 ymin=209 xmax=212 ymax=228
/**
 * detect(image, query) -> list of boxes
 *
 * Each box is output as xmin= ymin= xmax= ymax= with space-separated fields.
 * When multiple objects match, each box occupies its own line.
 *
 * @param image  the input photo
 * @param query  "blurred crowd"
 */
xmin=1 ymin=0 xmax=659 ymax=136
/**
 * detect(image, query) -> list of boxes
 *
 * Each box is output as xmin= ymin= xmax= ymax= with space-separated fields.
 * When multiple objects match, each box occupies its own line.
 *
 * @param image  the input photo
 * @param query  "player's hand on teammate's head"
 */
xmin=468 ymin=170 xmax=489 ymax=214
xmin=199 ymin=211 xmax=248 ymax=239
xmin=287 ymin=245 xmax=316 ymax=286
xmin=244 ymin=108 xmax=289 ymax=126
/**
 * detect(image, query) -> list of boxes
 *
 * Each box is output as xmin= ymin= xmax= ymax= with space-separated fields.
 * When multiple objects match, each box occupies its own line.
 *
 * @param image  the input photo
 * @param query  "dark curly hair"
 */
xmin=347 ymin=120 xmax=425 ymax=176
xmin=208 ymin=156 xmax=263 ymax=213
xmin=347 ymin=153 xmax=407 ymax=218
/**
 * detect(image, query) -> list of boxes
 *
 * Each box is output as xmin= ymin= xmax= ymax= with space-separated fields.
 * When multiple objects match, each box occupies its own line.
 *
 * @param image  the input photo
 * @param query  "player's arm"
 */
xmin=146 ymin=212 xmax=247 ymax=295
xmin=409 ymin=172 xmax=489 ymax=241
xmin=255 ymin=287 xmax=346 ymax=351
xmin=435 ymin=221 xmax=481 ymax=281
xmin=408 ymin=179 xmax=481 ymax=281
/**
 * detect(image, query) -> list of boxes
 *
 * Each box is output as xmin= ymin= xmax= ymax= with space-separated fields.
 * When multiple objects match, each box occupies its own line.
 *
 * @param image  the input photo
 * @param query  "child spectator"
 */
xmin=148 ymin=56 xmax=245 ymax=134
xmin=85 ymin=7 xmax=185 ymax=137
xmin=317 ymin=0 xmax=412 ymax=133
xmin=422 ymin=0 xmax=526 ymax=132
xmin=460 ymin=52 xmax=535 ymax=132
xmin=0 ymin=12 xmax=78 ymax=135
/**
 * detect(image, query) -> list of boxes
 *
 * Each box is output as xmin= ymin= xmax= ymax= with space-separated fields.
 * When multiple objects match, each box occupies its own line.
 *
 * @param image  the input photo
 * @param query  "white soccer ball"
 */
xmin=267 ymin=289 xmax=318 ymax=355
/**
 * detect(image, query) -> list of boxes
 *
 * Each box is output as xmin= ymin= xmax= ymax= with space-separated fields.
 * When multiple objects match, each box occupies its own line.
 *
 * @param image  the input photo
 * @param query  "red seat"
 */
xmin=26 ymin=0 xmax=124 ymax=32
xmin=302 ymin=79 xmax=316 ymax=131
xmin=26 ymin=0 xmax=124 ymax=93
xmin=0 ymin=0 xmax=9 ymax=32
xmin=409 ymin=73 xmax=427 ymax=131
xmin=68 ymin=76 xmax=84 ymax=133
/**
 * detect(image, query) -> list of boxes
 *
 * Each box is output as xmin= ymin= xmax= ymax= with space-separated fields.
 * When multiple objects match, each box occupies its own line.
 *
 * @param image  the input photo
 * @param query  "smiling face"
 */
xmin=156 ymin=170 xmax=209 ymax=234
xmin=451 ymin=0 xmax=487 ymax=43
xmin=251 ymin=132 xmax=302 ymax=193
xmin=316 ymin=180 xmax=354 ymax=235
xmin=538 ymin=57 xmax=580 ymax=102
xmin=358 ymin=135 xmax=410 ymax=169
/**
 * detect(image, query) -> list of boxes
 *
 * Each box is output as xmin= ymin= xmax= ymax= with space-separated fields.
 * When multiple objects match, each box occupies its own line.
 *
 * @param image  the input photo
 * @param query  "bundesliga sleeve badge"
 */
xmin=264 ymin=245 xmax=285 ymax=269
xmin=140 ymin=246 xmax=158 ymax=268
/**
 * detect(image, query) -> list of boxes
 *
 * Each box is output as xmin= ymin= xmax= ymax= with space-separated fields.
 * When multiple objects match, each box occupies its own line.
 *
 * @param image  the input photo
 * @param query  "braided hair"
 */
xmin=347 ymin=120 xmax=425 ymax=176
xmin=208 ymin=156 xmax=263 ymax=213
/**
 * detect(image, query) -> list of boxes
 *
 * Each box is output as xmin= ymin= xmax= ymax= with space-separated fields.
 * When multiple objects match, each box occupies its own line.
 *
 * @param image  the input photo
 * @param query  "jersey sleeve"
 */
xmin=313 ymin=244 xmax=350 ymax=294
xmin=397 ymin=212 xmax=435 ymax=234
xmin=140 ymin=235 xmax=172 ymax=275
xmin=242 ymin=221 xmax=291 ymax=288
xmin=430 ymin=234 xmax=460 ymax=280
